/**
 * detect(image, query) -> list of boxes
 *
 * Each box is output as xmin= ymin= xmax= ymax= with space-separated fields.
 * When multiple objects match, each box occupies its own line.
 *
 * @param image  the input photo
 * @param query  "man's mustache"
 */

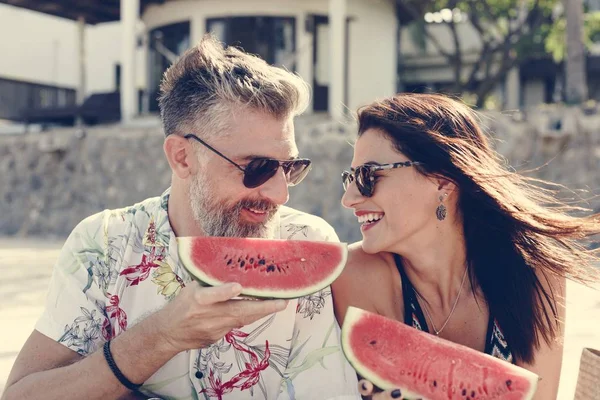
xmin=237 ymin=199 xmax=278 ymax=216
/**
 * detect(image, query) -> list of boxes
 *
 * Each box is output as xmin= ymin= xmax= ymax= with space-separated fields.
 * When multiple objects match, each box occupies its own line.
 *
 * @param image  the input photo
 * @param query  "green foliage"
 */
xmin=545 ymin=11 xmax=600 ymax=62
xmin=398 ymin=0 xmax=599 ymax=106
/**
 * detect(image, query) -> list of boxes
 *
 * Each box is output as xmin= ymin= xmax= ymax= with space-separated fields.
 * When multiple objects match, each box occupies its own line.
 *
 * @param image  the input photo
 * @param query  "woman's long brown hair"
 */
xmin=357 ymin=93 xmax=600 ymax=364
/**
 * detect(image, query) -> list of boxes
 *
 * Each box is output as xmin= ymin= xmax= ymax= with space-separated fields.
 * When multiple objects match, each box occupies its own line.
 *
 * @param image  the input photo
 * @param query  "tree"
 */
xmin=545 ymin=0 xmax=600 ymax=103
xmin=397 ymin=0 xmax=599 ymax=107
xmin=564 ymin=0 xmax=587 ymax=104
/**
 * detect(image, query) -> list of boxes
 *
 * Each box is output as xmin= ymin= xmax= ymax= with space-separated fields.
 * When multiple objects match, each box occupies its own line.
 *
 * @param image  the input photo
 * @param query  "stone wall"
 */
xmin=1 ymin=107 xmax=600 ymax=243
xmin=0 ymin=125 xmax=171 ymax=237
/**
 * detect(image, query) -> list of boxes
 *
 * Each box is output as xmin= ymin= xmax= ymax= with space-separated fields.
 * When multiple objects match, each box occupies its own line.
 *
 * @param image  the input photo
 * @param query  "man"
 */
xmin=3 ymin=36 xmax=359 ymax=400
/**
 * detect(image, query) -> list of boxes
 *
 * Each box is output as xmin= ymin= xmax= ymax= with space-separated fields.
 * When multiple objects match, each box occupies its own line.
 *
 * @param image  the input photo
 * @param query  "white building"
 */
xmin=0 ymin=0 xmax=404 ymax=127
xmin=3 ymin=0 xmax=597 ymax=129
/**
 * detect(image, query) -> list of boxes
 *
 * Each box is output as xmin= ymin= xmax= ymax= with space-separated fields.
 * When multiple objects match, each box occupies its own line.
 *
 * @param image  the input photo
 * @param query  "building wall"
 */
xmin=400 ymin=20 xmax=482 ymax=58
xmin=0 ymin=4 xmax=79 ymax=87
xmin=0 ymin=4 xmax=144 ymax=95
xmin=399 ymin=19 xmax=485 ymax=87
xmin=347 ymin=0 xmax=397 ymax=108
xmin=0 ymin=0 xmax=397 ymax=116
xmin=86 ymin=21 xmax=147 ymax=94
xmin=142 ymin=0 xmax=398 ymax=112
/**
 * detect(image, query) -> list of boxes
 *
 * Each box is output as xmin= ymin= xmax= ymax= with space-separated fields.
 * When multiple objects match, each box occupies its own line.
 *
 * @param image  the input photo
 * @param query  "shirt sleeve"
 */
xmin=35 ymin=210 xmax=113 ymax=356
xmin=277 ymin=214 xmax=360 ymax=399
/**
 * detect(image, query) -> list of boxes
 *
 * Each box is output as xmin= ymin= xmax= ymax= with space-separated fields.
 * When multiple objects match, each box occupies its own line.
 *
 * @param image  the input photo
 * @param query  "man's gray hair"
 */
xmin=158 ymin=34 xmax=310 ymax=138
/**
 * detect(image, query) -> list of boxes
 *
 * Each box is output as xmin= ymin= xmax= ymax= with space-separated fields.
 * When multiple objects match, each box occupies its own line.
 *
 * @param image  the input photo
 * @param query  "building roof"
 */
xmin=1 ymin=0 xmax=421 ymax=25
xmin=0 ymin=0 xmax=164 ymax=24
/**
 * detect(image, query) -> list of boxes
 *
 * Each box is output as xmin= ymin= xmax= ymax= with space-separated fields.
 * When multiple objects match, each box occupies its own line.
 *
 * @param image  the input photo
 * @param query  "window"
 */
xmin=207 ymin=17 xmax=296 ymax=70
xmin=148 ymin=21 xmax=191 ymax=112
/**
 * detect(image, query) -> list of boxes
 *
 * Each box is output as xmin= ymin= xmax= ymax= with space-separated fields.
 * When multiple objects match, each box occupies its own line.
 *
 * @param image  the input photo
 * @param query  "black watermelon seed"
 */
xmin=506 ymin=380 xmax=512 ymax=387
xmin=369 ymin=340 xmax=377 ymax=345
xmin=471 ymin=391 xmax=475 ymax=397
xmin=240 ymin=261 xmax=245 ymax=267
xmin=277 ymin=266 xmax=282 ymax=272
xmin=195 ymin=370 xmax=204 ymax=379
xmin=258 ymin=259 xmax=266 ymax=265
xmin=433 ymin=380 xmax=437 ymax=387
xmin=267 ymin=265 xmax=275 ymax=272
xmin=249 ymin=258 xmax=254 ymax=264
xmin=227 ymin=259 xmax=233 ymax=265
xmin=462 ymin=389 xmax=467 ymax=396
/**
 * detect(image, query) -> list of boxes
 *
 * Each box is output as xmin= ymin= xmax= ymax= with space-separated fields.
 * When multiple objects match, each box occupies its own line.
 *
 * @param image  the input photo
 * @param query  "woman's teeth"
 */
xmin=357 ymin=213 xmax=384 ymax=224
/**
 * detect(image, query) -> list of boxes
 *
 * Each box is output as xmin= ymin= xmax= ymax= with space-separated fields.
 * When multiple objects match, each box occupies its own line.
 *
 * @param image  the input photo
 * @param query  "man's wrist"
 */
xmin=107 ymin=312 xmax=181 ymax=387
xmin=144 ymin=310 xmax=184 ymax=356
xmin=103 ymin=340 xmax=143 ymax=391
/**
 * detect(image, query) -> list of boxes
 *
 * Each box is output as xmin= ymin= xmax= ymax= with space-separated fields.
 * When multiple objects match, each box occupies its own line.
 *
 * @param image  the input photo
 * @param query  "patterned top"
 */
xmin=35 ymin=188 xmax=359 ymax=400
xmin=395 ymin=255 xmax=515 ymax=364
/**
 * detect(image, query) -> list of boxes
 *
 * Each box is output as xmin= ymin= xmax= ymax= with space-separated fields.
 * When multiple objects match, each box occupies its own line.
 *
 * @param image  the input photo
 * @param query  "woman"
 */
xmin=332 ymin=93 xmax=600 ymax=399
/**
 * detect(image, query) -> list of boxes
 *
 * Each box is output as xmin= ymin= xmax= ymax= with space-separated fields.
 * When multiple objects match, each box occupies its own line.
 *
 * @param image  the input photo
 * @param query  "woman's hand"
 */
xmin=358 ymin=379 xmax=403 ymax=399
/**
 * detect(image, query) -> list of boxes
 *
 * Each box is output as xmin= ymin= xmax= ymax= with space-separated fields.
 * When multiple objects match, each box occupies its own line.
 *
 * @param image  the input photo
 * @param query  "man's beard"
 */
xmin=188 ymin=172 xmax=278 ymax=238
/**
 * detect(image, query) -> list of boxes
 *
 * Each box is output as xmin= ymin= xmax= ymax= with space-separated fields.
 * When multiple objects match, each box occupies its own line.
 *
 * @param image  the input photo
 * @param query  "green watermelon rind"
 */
xmin=341 ymin=306 xmax=422 ymax=397
xmin=177 ymin=237 xmax=348 ymax=299
xmin=341 ymin=306 xmax=539 ymax=399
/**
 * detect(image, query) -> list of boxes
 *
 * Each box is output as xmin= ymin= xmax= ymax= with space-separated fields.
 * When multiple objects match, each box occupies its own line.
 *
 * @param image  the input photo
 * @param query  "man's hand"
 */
xmin=358 ymin=379 xmax=403 ymax=399
xmin=154 ymin=281 xmax=289 ymax=353
xmin=1 ymin=281 xmax=289 ymax=400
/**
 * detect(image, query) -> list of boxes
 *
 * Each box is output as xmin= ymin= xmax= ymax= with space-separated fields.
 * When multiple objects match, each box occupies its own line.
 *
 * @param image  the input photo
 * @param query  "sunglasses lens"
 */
xmin=356 ymin=167 xmax=374 ymax=197
xmin=341 ymin=171 xmax=352 ymax=191
xmin=243 ymin=159 xmax=280 ymax=188
xmin=287 ymin=160 xmax=311 ymax=186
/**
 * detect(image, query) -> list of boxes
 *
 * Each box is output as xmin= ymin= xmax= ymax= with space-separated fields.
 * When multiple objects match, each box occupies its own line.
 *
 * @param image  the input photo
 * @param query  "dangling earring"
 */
xmin=436 ymin=193 xmax=448 ymax=221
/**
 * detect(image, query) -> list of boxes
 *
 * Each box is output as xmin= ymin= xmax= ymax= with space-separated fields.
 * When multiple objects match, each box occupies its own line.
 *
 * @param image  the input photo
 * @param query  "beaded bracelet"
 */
xmin=103 ymin=340 xmax=142 ymax=391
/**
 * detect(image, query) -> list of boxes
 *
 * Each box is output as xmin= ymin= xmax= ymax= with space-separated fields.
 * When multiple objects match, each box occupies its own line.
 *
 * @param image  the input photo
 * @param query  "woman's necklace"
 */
xmin=415 ymin=266 xmax=468 ymax=336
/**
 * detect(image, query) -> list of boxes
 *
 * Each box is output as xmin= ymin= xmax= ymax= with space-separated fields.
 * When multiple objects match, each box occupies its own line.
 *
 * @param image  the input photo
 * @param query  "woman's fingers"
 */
xmin=358 ymin=379 xmax=375 ymax=396
xmin=358 ymin=379 xmax=403 ymax=399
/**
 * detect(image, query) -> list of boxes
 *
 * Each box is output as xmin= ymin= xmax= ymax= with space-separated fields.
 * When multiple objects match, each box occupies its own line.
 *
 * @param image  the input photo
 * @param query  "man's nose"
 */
xmin=257 ymin=167 xmax=290 ymax=205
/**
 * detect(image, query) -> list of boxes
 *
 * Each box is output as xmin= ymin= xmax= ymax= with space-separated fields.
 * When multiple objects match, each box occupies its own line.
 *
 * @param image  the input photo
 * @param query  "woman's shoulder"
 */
xmin=333 ymin=242 xmax=403 ymax=324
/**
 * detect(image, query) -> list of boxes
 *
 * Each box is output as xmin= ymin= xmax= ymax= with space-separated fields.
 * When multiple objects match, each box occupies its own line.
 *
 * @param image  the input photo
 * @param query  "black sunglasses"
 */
xmin=341 ymin=161 xmax=422 ymax=197
xmin=184 ymin=134 xmax=312 ymax=189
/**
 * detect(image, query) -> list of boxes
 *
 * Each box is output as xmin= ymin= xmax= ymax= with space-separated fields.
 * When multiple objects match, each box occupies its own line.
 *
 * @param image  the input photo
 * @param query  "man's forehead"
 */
xmin=218 ymin=113 xmax=299 ymax=159
xmin=219 ymin=131 xmax=299 ymax=159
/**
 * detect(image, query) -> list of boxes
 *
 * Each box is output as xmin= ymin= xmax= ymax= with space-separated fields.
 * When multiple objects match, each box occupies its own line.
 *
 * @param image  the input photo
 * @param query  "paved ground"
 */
xmin=0 ymin=238 xmax=599 ymax=398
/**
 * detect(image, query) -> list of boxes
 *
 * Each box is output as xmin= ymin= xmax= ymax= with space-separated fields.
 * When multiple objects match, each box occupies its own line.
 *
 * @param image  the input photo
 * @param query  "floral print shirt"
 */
xmin=35 ymin=188 xmax=359 ymax=400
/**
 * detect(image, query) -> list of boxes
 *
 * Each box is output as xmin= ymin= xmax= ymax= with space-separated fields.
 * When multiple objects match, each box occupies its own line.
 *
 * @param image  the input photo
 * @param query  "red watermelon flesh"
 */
xmin=177 ymin=237 xmax=347 ymax=299
xmin=341 ymin=307 xmax=538 ymax=399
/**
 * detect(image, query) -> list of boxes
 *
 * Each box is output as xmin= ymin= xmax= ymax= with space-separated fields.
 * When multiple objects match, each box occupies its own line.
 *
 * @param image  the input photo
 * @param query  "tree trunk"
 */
xmin=564 ymin=0 xmax=588 ymax=104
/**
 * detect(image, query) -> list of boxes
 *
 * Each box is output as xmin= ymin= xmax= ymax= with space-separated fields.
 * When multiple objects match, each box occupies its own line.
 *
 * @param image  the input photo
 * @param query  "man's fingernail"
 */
xmin=276 ymin=300 xmax=288 ymax=309
xmin=230 ymin=283 xmax=242 ymax=292
xmin=391 ymin=389 xmax=402 ymax=398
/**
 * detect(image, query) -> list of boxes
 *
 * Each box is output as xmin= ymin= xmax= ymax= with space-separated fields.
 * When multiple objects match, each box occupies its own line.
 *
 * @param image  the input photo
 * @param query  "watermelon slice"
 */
xmin=341 ymin=307 xmax=539 ymax=400
xmin=177 ymin=237 xmax=347 ymax=299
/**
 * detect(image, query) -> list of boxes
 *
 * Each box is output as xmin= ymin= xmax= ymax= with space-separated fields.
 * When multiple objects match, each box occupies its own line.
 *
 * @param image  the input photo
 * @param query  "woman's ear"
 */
xmin=436 ymin=177 xmax=457 ymax=197
xmin=164 ymin=135 xmax=196 ymax=180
